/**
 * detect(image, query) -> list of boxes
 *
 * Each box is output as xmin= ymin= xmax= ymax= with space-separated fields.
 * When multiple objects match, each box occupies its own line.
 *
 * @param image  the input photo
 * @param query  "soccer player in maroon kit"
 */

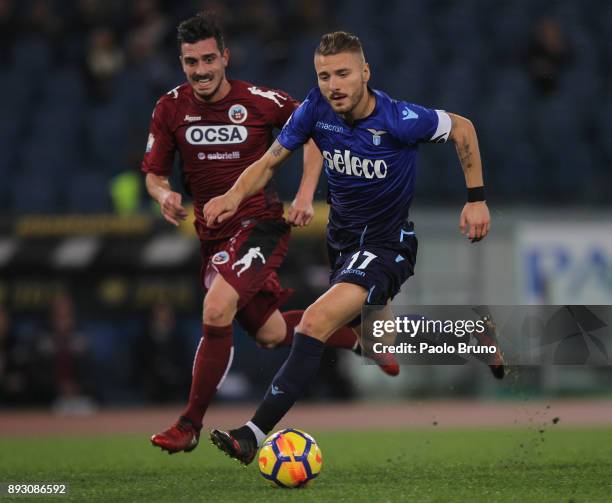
xmin=142 ymin=13 xmax=398 ymax=454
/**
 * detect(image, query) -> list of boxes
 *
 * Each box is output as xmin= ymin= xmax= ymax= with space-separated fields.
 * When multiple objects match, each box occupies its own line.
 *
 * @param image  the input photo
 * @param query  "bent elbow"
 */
xmin=449 ymin=113 xmax=476 ymax=144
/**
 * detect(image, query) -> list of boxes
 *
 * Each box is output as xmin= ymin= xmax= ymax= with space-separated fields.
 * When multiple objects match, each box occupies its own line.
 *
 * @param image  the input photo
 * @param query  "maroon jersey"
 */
xmin=141 ymin=79 xmax=299 ymax=240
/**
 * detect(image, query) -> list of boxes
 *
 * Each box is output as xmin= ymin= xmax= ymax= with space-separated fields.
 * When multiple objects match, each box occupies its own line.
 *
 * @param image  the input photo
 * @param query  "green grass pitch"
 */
xmin=1 ymin=428 xmax=611 ymax=502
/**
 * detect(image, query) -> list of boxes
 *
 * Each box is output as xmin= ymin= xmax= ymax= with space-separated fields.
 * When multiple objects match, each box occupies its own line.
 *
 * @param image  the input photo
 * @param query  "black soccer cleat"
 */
xmin=209 ymin=428 xmax=258 ymax=466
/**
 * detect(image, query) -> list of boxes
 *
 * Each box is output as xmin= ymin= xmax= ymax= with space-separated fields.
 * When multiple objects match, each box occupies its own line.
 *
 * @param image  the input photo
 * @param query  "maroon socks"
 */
xmin=181 ymin=324 xmax=233 ymax=429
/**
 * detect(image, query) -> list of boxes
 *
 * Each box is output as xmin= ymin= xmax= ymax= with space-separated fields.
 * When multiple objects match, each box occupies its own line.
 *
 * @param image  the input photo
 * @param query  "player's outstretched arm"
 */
xmin=287 ymin=139 xmax=323 ymax=227
xmin=203 ymin=140 xmax=292 ymax=227
xmin=145 ymin=173 xmax=188 ymax=226
xmin=448 ymin=113 xmax=490 ymax=243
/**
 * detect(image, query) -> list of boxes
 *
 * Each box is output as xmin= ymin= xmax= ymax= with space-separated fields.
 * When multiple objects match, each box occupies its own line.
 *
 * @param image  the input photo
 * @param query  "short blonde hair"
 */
xmin=315 ymin=31 xmax=364 ymax=58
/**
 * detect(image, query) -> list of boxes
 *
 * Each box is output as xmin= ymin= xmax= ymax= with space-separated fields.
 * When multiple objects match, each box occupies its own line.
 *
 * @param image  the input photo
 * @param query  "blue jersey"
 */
xmin=277 ymin=87 xmax=451 ymax=251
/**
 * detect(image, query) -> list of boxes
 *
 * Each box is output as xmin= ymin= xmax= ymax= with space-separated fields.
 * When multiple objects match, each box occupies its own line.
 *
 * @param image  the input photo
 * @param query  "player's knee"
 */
xmin=254 ymin=315 xmax=286 ymax=348
xmin=297 ymin=306 xmax=330 ymax=339
xmin=203 ymin=299 xmax=235 ymax=326
xmin=254 ymin=329 xmax=284 ymax=348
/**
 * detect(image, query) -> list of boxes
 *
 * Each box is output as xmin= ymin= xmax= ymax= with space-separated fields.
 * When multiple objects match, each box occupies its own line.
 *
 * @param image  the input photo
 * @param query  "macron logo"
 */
xmin=270 ymin=385 xmax=284 ymax=396
xmin=316 ymin=121 xmax=344 ymax=133
xmin=402 ymin=107 xmax=418 ymax=120
xmin=184 ymin=115 xmax=202 ymax=122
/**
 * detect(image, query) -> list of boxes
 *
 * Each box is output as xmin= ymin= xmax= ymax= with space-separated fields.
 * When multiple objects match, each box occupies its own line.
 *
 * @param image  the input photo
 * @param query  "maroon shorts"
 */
xmin=200 ymin=218 xmax=293 ymax=335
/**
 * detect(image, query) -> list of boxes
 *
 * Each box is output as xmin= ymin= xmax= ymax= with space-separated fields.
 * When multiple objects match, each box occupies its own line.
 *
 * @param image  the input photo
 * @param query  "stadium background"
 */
xmin=1 ymin=0 xmax=611 ymax=422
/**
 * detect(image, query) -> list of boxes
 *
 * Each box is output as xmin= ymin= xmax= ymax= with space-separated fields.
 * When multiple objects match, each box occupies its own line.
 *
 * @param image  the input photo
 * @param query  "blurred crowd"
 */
xmin=0 ymin=292 xmax=202 ymax=408
xmin=0 ymin=295 xmax=95 ymax=410
xmin=0 ymin=0 xmax=611 ymax=213
xmin=0 ymin=262 xmax=352 ymax=409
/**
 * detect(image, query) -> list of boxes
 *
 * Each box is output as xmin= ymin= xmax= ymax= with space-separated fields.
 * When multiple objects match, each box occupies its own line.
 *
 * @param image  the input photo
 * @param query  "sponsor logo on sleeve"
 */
xmin=401 ymin=107 xmax=419 ymax=120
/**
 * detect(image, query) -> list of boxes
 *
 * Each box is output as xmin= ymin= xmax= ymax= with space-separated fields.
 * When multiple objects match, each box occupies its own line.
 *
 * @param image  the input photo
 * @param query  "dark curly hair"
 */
xmin=177 ymin=11 xmax=225 ymax=52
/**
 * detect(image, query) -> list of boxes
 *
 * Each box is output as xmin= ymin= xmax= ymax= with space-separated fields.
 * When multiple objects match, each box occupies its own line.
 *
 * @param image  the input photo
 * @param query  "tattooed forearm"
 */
xmin=269 ymin=140 xmax=284 ymax=157
xmin=457 ymin=142 xmax=474 ymax=172
xmin=448 ymin=113 xmax=484 ymax=188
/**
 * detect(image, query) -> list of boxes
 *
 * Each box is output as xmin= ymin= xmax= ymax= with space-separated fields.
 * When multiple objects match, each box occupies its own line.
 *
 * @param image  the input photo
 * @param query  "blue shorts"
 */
xmin=328 ymin=221 xmax=418 ymax=324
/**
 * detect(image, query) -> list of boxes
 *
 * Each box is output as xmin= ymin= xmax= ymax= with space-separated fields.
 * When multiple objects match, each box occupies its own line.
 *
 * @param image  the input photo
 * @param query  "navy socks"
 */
xmin=250 ymin=333 xmax=325 ymax=434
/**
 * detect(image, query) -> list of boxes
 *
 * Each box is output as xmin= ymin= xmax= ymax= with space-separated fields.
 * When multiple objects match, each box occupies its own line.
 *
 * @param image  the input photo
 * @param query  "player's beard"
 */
xmin=328 ymin=93 xmax=351 ymax=113
xmin=330 ymin=81 xmax=366 ymax=115
xmin=332 ymin=84 xmax=366 ymax=117
xmin=347 ymin=85 xmax=366 ymax=114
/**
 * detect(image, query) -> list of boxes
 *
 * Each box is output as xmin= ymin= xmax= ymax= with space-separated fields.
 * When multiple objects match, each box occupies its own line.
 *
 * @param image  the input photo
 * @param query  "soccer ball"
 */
xmin=257 ymin=429 xmax=322 ymax=488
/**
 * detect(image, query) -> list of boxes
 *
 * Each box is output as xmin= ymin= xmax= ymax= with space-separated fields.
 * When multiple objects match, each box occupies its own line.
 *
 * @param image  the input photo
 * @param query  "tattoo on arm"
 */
xmin=457 ymin=142 xmax=473 ymax=173
xmin=450 ymin=114 xmax=477 ymax=174
xmin=268 ymin=140 xmax=284 ymax=158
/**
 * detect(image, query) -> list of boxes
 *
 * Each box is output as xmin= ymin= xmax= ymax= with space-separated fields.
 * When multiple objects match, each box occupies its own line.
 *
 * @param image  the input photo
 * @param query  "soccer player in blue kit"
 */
xmin=204 ymin=31 xmax=500 ymax=464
